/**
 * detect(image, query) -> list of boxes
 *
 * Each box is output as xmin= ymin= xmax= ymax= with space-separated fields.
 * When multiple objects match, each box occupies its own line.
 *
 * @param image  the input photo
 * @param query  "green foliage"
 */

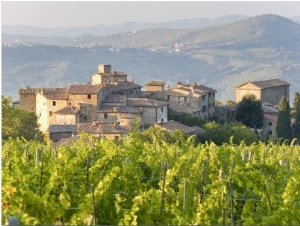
xmin=292 ymin=92 xmax=300 ymax=142
xmin=199 ymin=121 xmax=259 ymax=145
xmin=225 ymin=100 xmax=236 ymax=106
xmin=234 ymin=94 xmax=264 ymax=129
xmin=168 ymin=109 xmax=206 ymax=127
xmin=2 ymin=127 xmax=300 ymax=225
xmin=276 ymin=96 xmax=292 ymax=142
xmin=2 ymin=96 xmax=44 ymax=142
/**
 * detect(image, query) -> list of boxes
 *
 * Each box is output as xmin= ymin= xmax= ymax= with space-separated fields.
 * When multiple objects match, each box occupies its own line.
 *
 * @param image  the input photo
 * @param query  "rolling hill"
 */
xmin=2 ymin=14 xmax=300 ymax=103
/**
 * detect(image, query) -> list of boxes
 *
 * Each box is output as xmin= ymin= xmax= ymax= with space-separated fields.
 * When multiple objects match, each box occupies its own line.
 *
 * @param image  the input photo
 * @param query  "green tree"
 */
xmin=292 ymin=92 xmax=300 ymax=142
xmin=234 ymin=94 xmax=264 ymax=128
xmin=276 ymin=96 xmax=292 ymax=141
xmin=199 ymin=121 xmax=259 ymax=145
xmin=225 ymin=100 xmax=236 ymax=106
xmin=2 ymin=96 xmax=43 ymax=142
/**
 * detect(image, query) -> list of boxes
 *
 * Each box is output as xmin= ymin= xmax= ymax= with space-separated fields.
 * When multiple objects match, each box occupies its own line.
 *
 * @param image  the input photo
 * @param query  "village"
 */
xmin=17 ymin=64 xmax=291 ymax=145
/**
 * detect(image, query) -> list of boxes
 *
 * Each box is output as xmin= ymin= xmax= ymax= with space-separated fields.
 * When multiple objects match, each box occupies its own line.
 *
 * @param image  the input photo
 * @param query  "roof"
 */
xmin=126 ymin=98 xmax=168 ymax=107
xmin=264 ymin=114 xmax=295 ymax=125
xmin=55 ymin=106 xmax=79 ymax=115
xmin=78 ymin=122 xmax=130 ymax=134
xmin=169 ymin=102 xmax=201 ymax=114
xmin=146 ymin=80 xmax=165 ymax=86
xmin=67 ymin=84 xmax=102 ymax=94
xmin=155 ymin=120 xmax=202 ymax=134
xmin=98 ymin=105 xmax=142 ymax=114
xmin=236 ymin=79 xmax=289 ymax=89
xmin=104 ymin=80 xmax=142 ymax=92
xmin=102 ymin=94 xmax=126 ymax=104
xmin=49 ymin=124 xmax=78 ymax=134
xmin=178 ymin=83 xmax=217 ymax=93
xmin=53 ymin=135 xmax=95 ymax=149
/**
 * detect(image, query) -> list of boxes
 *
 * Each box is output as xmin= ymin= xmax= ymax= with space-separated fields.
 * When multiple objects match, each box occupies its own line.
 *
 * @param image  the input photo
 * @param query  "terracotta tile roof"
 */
xmin=146 ymin=80 xmax=165 ymax=86
xmin=53 ymin=135 xmax=95 ymax=149
xmin=102 ymin=94 xmax=126 ymax=103
xmin=98 ymin=105 xmax=142 ymax=114
xmin=49 ymin=124 xmax=78 ymax=134
xmin=236 ymin=79 xmax=289 ymax=89
xmin=19 ymin=88 xmax=68 ymax=100
xmin=264 ymin=114 xmax=295 ymax=125
xmin=78 ymin=122 xmax=130 ymax=134
xmin=251 ymin=79 xmax=289 ymax=89
xmin=155 ymin=120 xmax=202 ymax=134
xmin=126 ymin=98 xmax=168 ymax=107
xmin=104 ymin=80 xmax=142 ymax=92
xmin=169 ymin=102 xmax=201 ymax=114
xmin=55 ymin=106 xmax=79 ymax=115
xmin=176 ymin=83 xmax=217 ymax=94
xmin=67 ymin=84 xmax=102 ymax=94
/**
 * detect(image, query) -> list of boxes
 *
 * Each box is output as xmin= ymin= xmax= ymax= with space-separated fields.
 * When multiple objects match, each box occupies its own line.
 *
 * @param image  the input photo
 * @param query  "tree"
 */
xmin=292 ymin=92 xmax=300 ymax=142
xmin=199 ymin=121 xmax=259 ymax=145
xmin=234 ymin=94 xmax=264 ymax=128
xmin=225 ymin=100 xmax=236 ymax=106
xmin=276 ymin=96 xmax=292 ymax=141
xmin=2 ymin=96 xmax=44 ymax=142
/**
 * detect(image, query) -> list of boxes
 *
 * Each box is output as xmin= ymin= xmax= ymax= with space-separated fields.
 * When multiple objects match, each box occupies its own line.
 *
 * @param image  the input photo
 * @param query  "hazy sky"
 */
xmin=2 ymin=1 xmax=300 ymax=28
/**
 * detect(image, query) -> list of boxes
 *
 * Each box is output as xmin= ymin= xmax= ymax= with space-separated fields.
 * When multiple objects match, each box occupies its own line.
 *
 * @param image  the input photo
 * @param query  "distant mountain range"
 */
xmin=2 ymin=15 xmax=249 ymax=37
xmin=2 ymin=14 xmax=300 ymax=103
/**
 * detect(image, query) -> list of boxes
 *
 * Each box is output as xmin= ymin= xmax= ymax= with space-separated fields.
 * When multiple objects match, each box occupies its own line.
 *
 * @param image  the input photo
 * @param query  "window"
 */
xmin=130 ymin=91 xmax=133 ymax=96
xmin=49 ymin=111 xmax=53 ymax=116
xmin=202 ymin=95 xmax=205 ymax=101
xmin=208 ymin=103 xmax=211 ymax=108
xmin=161 ymin=107 xmax=164 ymax=112
xmin=269 ymin=130 xmax=272 ymax=135
xmin=69 ymin=102 xmax=72 ymax=106
xmin=84 ymin=116 xmax=88 ymax=120
xmin=87 ymin=94 xmax=91 ymax=99
xmin=104 ymin=113 xmax=108 ymax=118
xmin=268 ymin=122 xmax=272 ymax=126
xmin=52 ymin=101 xmax=56 ymax=106
xmin=202 ymin=105 xmax=206 ymax=112
xmin=184 ymin=97 xmax=187 ymax=103
xmin=161 ymin=118 xmax=164 ymax=123
xmin=167 ymin=95 xmax=170 ymax=101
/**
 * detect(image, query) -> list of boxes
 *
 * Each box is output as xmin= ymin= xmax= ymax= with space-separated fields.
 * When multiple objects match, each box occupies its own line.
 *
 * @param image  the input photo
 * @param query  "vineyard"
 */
xmin=2 ymin=127 xmax=300 ymax=225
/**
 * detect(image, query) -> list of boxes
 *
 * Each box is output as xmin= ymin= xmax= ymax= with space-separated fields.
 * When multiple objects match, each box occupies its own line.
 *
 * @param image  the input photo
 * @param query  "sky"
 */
xmin=2 ymin=1 xmax=300 ymax=28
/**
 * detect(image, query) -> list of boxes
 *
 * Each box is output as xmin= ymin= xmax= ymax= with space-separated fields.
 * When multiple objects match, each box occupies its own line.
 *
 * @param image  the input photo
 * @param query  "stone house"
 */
xmin=164 ymin=82 xmax=217 ymax=121
xmin=18 ymin=64 xmax=168 ymax=140
xmin=97 ymin=95 xmax=169 ymax=128
xmin=143 ymin=81 xmax=217 ymax=121
xmin=235 ymin=78 xmax=290 ymax=105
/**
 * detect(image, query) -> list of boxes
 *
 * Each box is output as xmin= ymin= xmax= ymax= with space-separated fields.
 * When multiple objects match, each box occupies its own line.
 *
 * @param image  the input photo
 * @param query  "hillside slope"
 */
xmin=2 ymin=14 xmax=300 ymax=103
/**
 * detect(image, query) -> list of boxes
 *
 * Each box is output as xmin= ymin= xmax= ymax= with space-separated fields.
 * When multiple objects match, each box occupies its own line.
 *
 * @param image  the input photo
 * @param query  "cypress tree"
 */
xmin=292 ymin=92 xmax=300 ymax=142
xmin=276 ymin=96 xmax=292 ymax=141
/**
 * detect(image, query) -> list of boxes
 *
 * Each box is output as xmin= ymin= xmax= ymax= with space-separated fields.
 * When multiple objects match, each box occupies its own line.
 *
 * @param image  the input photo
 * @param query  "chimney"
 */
xmin=41 ymin=88 xmax=45 ymax=95
xmin=177 ymin=82 xmax=182 ymax=87
xmin=129 ymin=78 xmax=134 ymax=83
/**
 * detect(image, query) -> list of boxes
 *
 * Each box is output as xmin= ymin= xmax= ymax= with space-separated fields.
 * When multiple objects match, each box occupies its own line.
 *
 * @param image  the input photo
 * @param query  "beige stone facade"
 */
xmin=164 ymin=82 xmax=217 ymax=121
xmin=91 ymin=64 xmax=128 ymax=85
xmin=235 ymin=79 xmax=290 ymax=104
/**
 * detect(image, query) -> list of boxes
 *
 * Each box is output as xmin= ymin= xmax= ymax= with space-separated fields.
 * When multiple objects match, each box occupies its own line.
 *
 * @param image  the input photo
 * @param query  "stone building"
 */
xmin=18 ymin=64 xmax=169 ymax=139
xmin=164 ymin=82 xmax=217 ymax=121
xmin=91 ymin=64 xmax=128 ymax=85
xmin=145 ymin=80 xmax=165 ymax=92
xmin=235 ymin=78 xmax=290 ymax=105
